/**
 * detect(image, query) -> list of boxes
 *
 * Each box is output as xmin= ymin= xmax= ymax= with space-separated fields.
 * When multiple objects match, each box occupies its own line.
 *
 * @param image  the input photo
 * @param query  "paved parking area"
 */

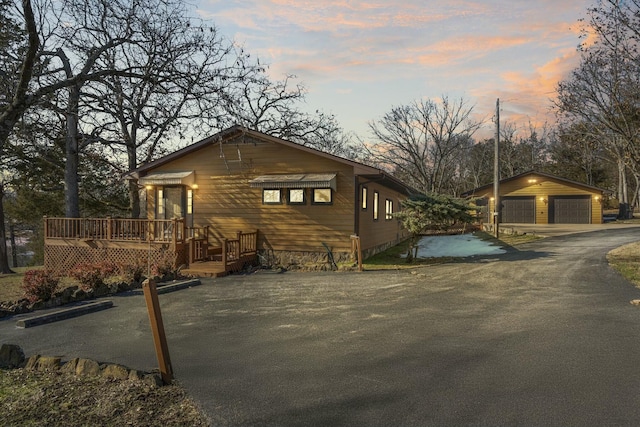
xmin=3 ymin=227 xmax=640 ymax=425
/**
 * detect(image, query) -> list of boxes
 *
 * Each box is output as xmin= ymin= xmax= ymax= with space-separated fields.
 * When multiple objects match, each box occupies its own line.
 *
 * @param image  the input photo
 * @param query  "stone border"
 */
xmin=0 ymin=343 xmax=164 ymax=386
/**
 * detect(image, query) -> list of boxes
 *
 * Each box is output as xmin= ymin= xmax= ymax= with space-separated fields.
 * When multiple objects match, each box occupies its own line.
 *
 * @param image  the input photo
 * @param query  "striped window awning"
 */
xmin=250 ymin=173 xmax=337 ymax=190
xmin=139 ymin=171 xmax=195 ymax=186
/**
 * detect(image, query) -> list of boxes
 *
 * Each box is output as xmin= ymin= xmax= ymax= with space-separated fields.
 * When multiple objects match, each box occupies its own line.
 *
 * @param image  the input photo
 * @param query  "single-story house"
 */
xmin=129 ymin=125 xmax=419 ymax=268
xmin=461 ymin=171 xmax=606 ymax=224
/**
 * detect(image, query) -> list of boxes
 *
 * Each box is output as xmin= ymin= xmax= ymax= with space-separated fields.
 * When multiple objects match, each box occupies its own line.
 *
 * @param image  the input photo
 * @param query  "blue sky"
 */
xmin=195 ymin=1 xmax=593 ymax=140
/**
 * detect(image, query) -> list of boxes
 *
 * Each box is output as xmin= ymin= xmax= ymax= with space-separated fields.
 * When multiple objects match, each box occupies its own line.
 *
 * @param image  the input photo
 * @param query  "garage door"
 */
xmin=501 ymin=196 xmax=535 ymax=223
xmin=550 ymin=196 xmax=591 ymax=224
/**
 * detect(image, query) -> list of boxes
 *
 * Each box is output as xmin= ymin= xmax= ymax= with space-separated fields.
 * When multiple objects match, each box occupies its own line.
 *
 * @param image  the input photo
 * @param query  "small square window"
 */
xmin=312 ymin=188 xmax=332 ymax=204
xmin=288 ymin=189 xmax=305 ymax=204
xmin=263 ymin=189 xmax=281 ymax=204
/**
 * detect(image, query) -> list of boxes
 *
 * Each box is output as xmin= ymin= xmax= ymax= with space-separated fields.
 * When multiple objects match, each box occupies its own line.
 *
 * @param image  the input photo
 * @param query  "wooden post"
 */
xmin=106 ymin=216 xmax=112 ymax=240
xmin=222 ymin=239 xmax=228 ymax=266
xmin=43 ymin=216 xmax=48 ymax=239
xmin=236 ymin=231 xmax=242 ymax=257
xmin=142 ymin=279 xmax=173 ymax=385
xmin=351 ymin=235 xmax=363 ymax=272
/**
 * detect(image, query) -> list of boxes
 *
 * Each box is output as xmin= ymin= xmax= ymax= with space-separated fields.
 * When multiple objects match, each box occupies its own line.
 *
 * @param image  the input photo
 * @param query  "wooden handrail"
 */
xmin=44 ymin=217 xmax=186 ymax=243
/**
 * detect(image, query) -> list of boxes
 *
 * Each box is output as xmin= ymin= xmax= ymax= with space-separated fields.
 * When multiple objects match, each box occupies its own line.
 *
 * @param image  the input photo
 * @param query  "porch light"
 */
xmin=191 ymin=184 xmax=199 ymax=190
xmin=594 ymin=196 xmax=600 ymax=202
xmin=539 ymin=197 xmax=547 ymax=204
xmin=145 ymin=185 xmax=153 ymax=190
xmin=528 ymin=179 xmax=537 ymax=184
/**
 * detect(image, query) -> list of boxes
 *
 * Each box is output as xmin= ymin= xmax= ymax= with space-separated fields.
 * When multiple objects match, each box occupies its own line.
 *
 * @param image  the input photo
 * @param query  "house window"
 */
xmin=187 ymin=189 xmax=193 ymax=214
xmin=361 ymin=186 xmax=368 ymax=210
xmin=288 ymin=188 xmax=305 ymax=205
xmin=385 ymin=199 xmax=393 ymax=220
xmin=263 ymin=189 xmax=282 ymax=204
xmin=373 ymin=191 xmax=379 ymax=220
xmin=312 ymin=188 xmax=332 ymax=204
xmin=157 ymin=188 xmax=165 ymax=216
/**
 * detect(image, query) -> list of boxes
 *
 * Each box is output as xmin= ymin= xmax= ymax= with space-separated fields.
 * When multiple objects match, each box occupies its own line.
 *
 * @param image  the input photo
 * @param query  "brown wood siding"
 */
xmin=357 ymin=178 xmax=410 ymax=251
xmin=468 ymin=174 xmax=603 ymax=224
xmin=145 ymin=135 xmax=357 ymax=253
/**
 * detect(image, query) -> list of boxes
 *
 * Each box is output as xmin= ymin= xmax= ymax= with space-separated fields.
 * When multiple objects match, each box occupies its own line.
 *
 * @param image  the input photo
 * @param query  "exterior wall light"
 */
xmin=191 ymin=184 xmax=199 ymax=190
xmin=539 ymin=197 xmax=548 ymax=204
xmin=594 ymin=196 xmax=600 ymax=202
xmin=145 ymin=185 xmax=153 ymax=190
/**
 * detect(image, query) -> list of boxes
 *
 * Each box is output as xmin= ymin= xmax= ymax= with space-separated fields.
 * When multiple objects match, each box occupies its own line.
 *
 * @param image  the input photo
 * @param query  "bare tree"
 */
xmin=224 ymin=73 xmax=357 ymax=158
xmin=555 ymin=0 xmax=640 ymax=217
xmin=367 ymin=96 xmax=482 ymax=195
xmin=78 ymin=2 xmax=258 ymax=218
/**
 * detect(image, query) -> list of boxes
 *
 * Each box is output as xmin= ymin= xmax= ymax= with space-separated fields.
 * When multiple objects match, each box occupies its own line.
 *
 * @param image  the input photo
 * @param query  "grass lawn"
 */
xmin=0 ymin=266 xmax=40 ymax=302
xmin=607 ymin=241 xmax=640 ymax=287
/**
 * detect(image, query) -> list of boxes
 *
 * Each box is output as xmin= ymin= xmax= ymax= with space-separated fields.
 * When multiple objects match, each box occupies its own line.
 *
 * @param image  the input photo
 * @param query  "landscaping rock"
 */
xmin=102 ymin=363 xmax=130 ymax=380
xmin=36 ymin=356 xmax=61 ymax=371
xmin=24 ymin=355 xmax=40 ymax=370
xmin=72 ymin=288 xmax=87 ymax=301
xmin=0 ymin=344 xmax=25 ymax=368
xmin=75 ymin=358 xmax=101 ymax=376
xmin=143 ymin=372 xmax=164 ymax=388
xmin=61 ymin=358 xmax=79 ymax=374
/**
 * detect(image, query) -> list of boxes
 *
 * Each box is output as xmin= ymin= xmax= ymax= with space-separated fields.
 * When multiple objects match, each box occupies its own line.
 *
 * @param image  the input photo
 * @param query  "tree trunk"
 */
xmin=9 ymin=223 xmax=18 ymax=268
xmin=129 ymin=180 xmax=141 ymax=218
xmin=617 ymin=158 xmax=630 ymax=219
xmin=0 ymin=187 xmax=15 ymax=274
xmin=127 ymin=144 xmax=140 ymax=218
xmin=65 ymin=83 xmax=81 ymax=218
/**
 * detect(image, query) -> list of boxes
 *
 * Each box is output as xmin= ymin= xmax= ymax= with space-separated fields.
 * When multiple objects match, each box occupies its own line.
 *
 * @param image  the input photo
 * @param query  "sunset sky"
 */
xmin=195 ymin=0 xmax=593 ymax=141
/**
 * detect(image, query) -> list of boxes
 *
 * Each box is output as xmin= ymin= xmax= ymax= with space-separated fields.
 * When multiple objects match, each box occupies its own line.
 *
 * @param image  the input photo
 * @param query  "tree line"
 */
xmin=0 ymin=0 xmax=637 ymax=273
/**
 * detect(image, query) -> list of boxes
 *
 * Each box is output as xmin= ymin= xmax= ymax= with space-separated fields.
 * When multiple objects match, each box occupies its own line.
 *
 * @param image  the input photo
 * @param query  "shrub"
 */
xmin=150 ymin=250 xmax=177 ymax=278
xmin=69 ymin=261 xmax=120 ymax=291
xmin=22 ymin=270 xmax=60 ymax=303
xmin=119 ymin=257 xmax=148 ymax=285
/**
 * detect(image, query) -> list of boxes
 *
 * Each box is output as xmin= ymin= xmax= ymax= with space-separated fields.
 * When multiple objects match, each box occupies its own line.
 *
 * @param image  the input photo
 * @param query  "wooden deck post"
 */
xmin=222 ymin=239 xmax=228 ymax=266
xmin=106 ymin=217 xmax=112 ymax=240
xmin=43 ymin=216 xmax=48 ymax=239
xmin=142 ymin=278 xmax=173 ymax=385
xmin=236 ymin=231 xmax=242 ymax=257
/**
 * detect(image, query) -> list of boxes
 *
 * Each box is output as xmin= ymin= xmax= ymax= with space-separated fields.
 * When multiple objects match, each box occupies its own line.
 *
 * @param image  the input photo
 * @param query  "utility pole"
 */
xmin=493 ymin=98 xmax=500 ymax=238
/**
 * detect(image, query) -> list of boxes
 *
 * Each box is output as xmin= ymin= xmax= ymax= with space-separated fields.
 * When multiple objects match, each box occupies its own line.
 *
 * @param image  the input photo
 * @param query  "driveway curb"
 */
xmin=16 ymin=300 xmax=114 ymax=328
xmin=130 ymin=278 xmax=202 ymax=295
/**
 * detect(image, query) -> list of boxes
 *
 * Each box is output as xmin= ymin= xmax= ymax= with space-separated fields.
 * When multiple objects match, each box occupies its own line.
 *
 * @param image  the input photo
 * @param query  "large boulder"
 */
xmin=0 ymin=344 xmax=25 ymax=369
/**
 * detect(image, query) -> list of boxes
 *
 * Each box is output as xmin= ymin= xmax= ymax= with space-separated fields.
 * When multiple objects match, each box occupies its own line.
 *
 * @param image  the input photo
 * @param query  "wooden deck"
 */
xmin=44 ymin=217 xmax=258 ymax=277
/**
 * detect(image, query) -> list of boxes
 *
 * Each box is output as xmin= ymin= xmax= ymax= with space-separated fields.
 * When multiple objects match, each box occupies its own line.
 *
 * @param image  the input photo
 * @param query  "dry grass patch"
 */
xmin=607 ymin=241 xmax=640 ymax=287
xmin=0 ymin=368 xmax=210 ymax=426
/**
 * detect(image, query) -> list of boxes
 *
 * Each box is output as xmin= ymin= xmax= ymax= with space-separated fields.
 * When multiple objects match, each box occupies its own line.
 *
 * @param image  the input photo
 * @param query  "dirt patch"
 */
xmin=0 ymin=368 xmax=209 ymax=426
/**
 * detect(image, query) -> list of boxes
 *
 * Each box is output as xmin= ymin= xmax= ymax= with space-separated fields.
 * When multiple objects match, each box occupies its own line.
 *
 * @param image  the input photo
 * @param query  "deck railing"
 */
xmin=221 ymin=230 xmax=259 ymax=267
xmin=44 ymin=217 xmax=186 ymax=243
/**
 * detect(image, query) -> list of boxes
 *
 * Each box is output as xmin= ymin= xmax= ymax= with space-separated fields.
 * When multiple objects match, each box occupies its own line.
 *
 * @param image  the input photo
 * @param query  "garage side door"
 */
xmin=501 ymin=196 xmax=535 ymax=223
xmin=550 ymin=195 xmax=591 ymax=224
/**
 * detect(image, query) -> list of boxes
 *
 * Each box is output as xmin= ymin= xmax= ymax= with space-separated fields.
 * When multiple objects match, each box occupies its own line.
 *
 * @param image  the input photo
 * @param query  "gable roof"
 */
xmin=129 ymin=125 xmax=420 ymax=196
xmin=461 ymin=170 xmax=608 ymax=197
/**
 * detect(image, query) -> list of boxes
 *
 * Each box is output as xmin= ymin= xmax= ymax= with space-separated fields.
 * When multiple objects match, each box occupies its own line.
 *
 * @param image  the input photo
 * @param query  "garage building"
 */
xmin=462 ymin=171 xmax=606 ymax=224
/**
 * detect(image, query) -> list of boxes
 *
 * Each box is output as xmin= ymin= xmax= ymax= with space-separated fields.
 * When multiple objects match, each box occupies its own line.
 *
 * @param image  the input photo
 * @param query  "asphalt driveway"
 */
xmin=3 ymin=227 xmax=640 ymax=426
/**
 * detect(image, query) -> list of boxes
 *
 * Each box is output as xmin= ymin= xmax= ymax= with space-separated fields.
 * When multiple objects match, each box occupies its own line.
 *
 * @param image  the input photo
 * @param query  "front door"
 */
xmin=165 ymin=187 xmax=183 ymax=219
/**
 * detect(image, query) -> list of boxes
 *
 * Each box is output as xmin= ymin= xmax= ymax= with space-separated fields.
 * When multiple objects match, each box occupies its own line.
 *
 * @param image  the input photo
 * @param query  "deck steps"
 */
xmin=182 ymin=261 xmax=228 ymax=278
